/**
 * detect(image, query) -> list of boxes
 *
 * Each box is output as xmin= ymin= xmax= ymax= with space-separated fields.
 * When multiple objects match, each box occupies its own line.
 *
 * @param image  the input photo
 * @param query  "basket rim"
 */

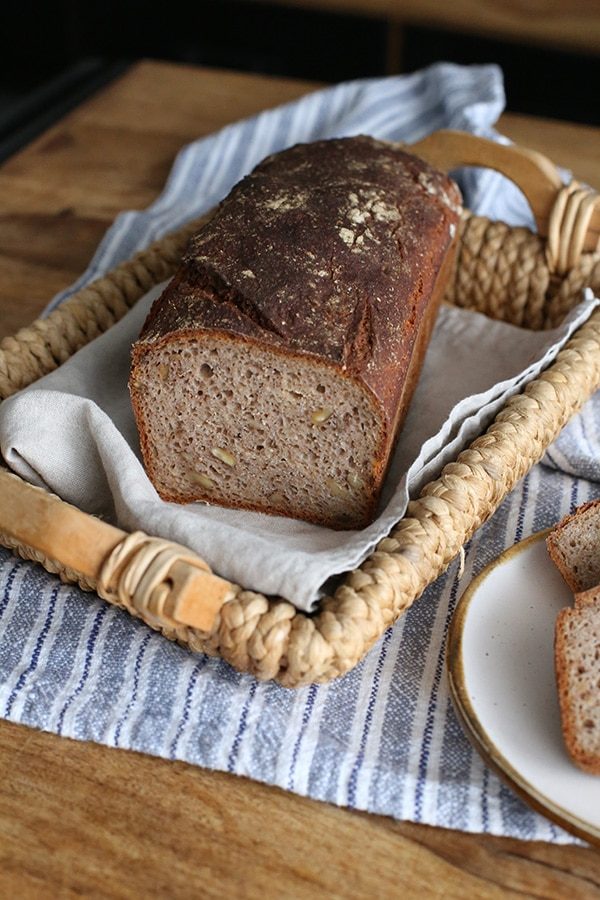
xmin=1 ymin=210 xmax=600 ymax=687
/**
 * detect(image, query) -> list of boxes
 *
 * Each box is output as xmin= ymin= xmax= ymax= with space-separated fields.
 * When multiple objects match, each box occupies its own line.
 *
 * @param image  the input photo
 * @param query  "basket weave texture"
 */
xmin=2 ymin=210 xmax=600 ymax=686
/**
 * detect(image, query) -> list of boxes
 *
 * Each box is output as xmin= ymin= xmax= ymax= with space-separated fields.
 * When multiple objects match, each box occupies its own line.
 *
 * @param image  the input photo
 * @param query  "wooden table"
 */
xmin=1 ymin=61 xmax=600 ymax=898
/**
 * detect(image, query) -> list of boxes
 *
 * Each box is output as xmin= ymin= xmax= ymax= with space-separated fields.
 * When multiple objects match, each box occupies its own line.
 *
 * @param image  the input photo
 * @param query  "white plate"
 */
xmin=447 ymin=530 xmax=600 ymax=845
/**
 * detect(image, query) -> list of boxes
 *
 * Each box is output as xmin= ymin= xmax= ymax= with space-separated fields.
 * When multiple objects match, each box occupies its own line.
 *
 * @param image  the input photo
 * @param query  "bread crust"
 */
xmin=137 ymin=137 xmax=460 ymax=429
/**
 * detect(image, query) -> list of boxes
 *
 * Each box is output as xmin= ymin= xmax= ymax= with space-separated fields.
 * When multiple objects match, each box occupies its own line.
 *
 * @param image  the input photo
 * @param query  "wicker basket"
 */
xmin=1 ymin=133 xmax=600 ymax=687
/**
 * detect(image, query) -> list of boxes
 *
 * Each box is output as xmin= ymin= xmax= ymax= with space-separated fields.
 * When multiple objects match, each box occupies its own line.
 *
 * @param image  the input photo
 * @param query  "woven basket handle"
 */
xmin=409 ymin=130 xmax=600 ymax=269
xmin=0 ymin=468 xmax=233 ymax=634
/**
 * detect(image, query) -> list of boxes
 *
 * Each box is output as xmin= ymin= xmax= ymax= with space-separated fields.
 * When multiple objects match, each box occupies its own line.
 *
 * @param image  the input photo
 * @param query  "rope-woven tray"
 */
xmin=1 ymin=131 xmax=600 ymax=687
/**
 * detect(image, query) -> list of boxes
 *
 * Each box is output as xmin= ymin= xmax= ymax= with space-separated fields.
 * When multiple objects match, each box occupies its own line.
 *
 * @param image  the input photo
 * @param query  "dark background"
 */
xmin=1 ymin=0 xmax=599 ymax=162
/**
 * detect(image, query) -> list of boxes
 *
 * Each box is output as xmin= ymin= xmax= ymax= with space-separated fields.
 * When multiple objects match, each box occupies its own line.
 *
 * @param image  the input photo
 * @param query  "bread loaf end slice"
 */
xmin=131 ymin=328 xmax=387 ymax=529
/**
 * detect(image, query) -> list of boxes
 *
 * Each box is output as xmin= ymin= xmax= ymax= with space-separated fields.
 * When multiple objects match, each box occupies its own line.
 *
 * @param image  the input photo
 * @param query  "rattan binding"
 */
xmin=2 ymin=202 xmax=600 ymax=686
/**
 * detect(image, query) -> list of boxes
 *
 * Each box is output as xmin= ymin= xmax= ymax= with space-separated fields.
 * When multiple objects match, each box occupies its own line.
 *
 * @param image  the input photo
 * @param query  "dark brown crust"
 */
xmin=130 ymin=136 xmax=461 ymax=525
xmin=137 ymin=137 xmax=461 ymax=429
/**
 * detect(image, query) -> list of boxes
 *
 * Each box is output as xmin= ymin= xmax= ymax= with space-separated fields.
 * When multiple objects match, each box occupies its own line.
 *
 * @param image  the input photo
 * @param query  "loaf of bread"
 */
xmin=547 ymin=502 xmax=600 ymax=773
xmin=129 ymin=136 xmax=461 ymax=529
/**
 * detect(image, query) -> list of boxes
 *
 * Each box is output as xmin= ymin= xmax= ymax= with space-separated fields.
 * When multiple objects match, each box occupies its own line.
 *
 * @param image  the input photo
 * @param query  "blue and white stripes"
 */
xmin=0 ymin=462 xmax=597 ymax=841
xmin=1 ymin=63 xmax=598 ymax=843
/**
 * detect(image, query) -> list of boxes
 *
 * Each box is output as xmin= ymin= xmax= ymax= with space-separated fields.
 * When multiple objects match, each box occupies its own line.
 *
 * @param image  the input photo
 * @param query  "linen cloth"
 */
xmin=0 ymin=63 xmax=596 ymax=842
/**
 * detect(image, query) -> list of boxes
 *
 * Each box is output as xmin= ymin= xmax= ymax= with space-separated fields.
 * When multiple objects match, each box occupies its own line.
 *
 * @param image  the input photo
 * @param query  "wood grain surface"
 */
xmin=1 ymin=60 xmax=600 ymax=897
xmin=2 ymin=718 xmax=600 ymax=900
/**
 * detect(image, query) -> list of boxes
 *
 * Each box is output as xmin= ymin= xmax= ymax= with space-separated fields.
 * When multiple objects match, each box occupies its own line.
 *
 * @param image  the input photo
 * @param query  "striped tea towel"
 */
xmin=0 ymin=63 xmax=596 ymax=843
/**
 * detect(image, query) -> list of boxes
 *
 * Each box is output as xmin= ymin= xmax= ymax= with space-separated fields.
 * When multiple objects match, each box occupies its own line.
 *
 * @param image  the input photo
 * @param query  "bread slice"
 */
xmin=129 ymin=136 xmax=461 ymax=529
xmin=546 ymin=499 xmax=600 ymax=592
xmin=555 ymin=588 xmax=600 ymax=773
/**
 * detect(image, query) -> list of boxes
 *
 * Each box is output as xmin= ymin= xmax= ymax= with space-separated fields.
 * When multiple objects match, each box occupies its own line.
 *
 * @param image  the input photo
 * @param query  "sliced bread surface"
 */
xmin=131 ymin=331 xmax=384 ymax=528
xmin=555 ymin=589 xmax=600 ymax=774
xmin=546 ymin=499 xmax=600 ymax=592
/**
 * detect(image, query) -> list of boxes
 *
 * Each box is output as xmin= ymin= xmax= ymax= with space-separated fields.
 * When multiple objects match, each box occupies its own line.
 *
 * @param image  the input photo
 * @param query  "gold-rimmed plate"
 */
xmin=447 ymin=530 xmax=600 ymax=846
